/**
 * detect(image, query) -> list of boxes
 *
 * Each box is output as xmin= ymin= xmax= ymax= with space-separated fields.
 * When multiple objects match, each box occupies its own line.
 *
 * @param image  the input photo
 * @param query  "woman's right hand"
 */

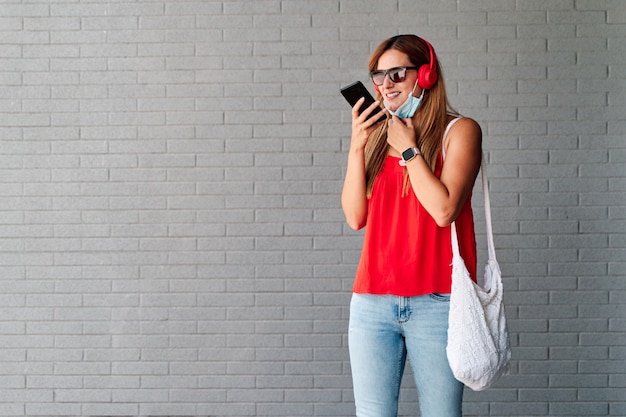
xmin=342 ymin=97 xmax=385 ymax=230
xmin=350 ymin=97 xmax=386 ymax=151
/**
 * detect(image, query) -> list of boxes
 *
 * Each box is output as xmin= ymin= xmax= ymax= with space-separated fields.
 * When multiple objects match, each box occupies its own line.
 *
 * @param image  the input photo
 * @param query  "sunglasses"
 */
xmin=370 ymin=66 xmax=418 ymax=86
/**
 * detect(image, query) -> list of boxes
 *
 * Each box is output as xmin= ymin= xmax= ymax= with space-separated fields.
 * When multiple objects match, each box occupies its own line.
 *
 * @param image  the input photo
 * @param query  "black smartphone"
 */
xmin=340 ymin=81 xmax=386 ymax=122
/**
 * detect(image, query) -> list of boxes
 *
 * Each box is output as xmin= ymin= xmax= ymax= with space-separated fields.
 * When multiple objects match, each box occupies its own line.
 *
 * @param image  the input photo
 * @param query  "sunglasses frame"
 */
xmin=370 ymin=66 xmax=419 ymax=86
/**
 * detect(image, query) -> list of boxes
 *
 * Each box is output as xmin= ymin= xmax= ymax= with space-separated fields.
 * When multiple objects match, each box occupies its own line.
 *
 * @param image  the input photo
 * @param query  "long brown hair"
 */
xmin=365 ymin=35 xmax=458 ymax=196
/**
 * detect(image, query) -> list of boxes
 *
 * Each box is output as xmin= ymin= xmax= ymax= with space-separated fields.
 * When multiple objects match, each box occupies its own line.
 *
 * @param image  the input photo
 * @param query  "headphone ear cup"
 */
xmin=418 ymin=64 xmax=438 ymax=89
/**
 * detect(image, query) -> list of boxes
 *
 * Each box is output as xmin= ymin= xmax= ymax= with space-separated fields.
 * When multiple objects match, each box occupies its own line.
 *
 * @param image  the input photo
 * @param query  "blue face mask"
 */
xmin=384 ymin=79 xmax=424 ymax=119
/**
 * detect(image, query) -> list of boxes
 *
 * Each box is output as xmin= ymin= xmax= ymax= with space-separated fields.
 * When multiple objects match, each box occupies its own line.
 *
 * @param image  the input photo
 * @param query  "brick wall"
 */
xmin=0 ymin=0 xmax=624 ymax=416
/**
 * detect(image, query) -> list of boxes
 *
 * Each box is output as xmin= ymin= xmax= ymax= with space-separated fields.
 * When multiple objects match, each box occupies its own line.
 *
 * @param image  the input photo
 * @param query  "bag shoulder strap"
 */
xmin=481 ymin=158 xmax=497 ymax=263
xmin=443 ymin=121 xmax=496 ymax=264
xmin=450 ymin=158 xmax=493 ymax=259
xmin=441 ymin=117 xmax=462 ymax=160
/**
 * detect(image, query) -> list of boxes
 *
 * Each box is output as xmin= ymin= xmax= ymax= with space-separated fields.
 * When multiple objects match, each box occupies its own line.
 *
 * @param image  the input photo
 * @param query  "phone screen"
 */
xmin=340 ymin=81 xmax=385 ymax=122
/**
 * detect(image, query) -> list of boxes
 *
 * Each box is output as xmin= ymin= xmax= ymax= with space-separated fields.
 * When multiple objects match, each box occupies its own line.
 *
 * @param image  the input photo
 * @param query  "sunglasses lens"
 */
xmin=389 ymin=68 xmax=406 ymax=83
xmin=371 ymin=72 xmax=385 ymax=85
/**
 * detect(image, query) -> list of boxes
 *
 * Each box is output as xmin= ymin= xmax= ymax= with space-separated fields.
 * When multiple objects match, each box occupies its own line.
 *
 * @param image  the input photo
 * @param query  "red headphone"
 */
xmin=417 ymin=38 xmax=438 ymax=90
xmin=373 ymin=37 xmax=438 ymax=93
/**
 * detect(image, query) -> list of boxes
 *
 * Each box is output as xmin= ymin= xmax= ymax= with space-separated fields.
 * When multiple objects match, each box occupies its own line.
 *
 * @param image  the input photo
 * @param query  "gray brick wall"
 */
xmin=0 ymin=0 xmax=624 ymax=416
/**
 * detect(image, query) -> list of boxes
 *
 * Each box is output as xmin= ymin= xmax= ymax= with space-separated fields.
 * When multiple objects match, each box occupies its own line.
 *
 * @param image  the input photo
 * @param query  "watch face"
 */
xmin=402 ymin=148 xmax=415 ymax=161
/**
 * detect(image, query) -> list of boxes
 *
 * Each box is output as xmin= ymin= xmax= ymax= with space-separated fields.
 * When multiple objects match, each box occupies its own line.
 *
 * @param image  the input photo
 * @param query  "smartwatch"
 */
xmin=399 ymin=147 xmax=420 ymax=166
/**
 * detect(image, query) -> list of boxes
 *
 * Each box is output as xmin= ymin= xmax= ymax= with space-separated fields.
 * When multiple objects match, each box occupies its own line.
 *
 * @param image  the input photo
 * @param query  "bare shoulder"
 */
xmin=444 ymin=117 xmax=482 ymax=153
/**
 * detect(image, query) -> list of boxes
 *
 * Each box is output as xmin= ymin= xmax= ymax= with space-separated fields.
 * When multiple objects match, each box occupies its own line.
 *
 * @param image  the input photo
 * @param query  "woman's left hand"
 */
xmin=386 ymin=115 xmax=417 ymax=154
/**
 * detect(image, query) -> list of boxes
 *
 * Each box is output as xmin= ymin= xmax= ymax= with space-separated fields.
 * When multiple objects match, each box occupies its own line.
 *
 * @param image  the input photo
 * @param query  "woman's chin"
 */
xmin=385 ymin=105 xmax=400 ymax=113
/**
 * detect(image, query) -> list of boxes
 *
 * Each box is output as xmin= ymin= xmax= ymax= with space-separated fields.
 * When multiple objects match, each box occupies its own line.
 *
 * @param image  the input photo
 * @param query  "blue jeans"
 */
xmin=348 ymin=293 xmax=464 ymax=417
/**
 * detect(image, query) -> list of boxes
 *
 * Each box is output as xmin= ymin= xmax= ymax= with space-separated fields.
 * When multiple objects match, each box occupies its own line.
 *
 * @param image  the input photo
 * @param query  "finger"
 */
xmin=351 ymin=97 xmax=365 ymax=117
xmin=389 ymin=114 xmax=409 ymax=127
xmin=360 ymin=101 xmax=383 ymax=124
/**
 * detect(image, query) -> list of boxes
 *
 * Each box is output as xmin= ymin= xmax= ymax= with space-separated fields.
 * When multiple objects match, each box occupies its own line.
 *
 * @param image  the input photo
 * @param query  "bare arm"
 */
xmin=386 ymin=116 xmax=482 ymax=226
xmin=341 ymin=98 xmax=387 ymax=230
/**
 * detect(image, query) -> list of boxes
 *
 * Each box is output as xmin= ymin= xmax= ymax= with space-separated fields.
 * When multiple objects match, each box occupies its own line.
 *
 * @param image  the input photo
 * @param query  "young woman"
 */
xmin=341 ymin=35 xmax=482 ymax=417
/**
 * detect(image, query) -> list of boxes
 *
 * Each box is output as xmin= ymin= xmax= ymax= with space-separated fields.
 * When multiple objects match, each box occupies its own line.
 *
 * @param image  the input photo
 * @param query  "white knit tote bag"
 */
xmin=446 ymin=158 xmax=511 ymax=391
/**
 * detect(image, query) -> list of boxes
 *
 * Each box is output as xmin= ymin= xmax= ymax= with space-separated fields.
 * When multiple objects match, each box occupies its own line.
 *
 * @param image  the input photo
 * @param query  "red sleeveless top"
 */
xmin=352 ymin=119 xmax=477 ymax=296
